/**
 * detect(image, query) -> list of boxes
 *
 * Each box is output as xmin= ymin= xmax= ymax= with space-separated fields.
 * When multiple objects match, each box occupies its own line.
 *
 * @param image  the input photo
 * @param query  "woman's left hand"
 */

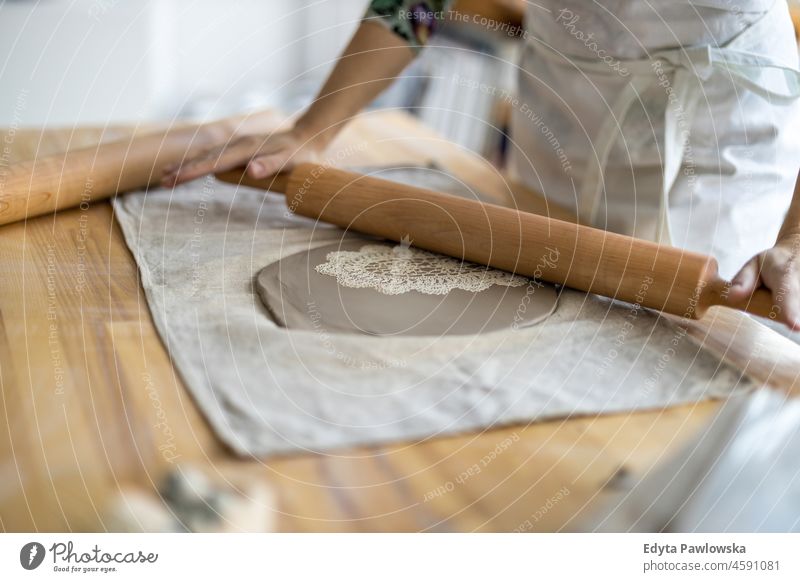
xmin=729 ymin=232 xmax=800 ymax=330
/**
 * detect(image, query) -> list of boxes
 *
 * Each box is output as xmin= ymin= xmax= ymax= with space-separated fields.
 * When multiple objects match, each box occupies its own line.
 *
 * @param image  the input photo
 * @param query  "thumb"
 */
xmin=728 ymin=256 xmax=761 ymax=302
xmin=247 ymin=152 xmax=292 ymax=179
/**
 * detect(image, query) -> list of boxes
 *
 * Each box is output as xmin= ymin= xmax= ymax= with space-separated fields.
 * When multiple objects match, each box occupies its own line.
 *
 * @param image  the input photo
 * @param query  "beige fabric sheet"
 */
xmin=113 ymin=172 xmax=754 ymax=457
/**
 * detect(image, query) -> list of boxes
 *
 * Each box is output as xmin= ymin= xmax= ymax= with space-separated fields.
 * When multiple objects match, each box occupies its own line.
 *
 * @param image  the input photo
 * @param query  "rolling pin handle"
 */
xmin=702 ymin=278 xmax=778 ymax=320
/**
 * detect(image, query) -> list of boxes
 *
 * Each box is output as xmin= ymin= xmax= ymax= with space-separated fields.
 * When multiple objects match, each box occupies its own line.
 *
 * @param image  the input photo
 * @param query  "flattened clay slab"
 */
xmin=256 ymin=240 xmax=559 ymax=337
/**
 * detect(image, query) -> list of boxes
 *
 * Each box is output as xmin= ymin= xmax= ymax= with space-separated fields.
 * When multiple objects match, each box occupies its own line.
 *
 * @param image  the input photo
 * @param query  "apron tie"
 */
xmin=530 ymin=5 xmax=800 ymax=244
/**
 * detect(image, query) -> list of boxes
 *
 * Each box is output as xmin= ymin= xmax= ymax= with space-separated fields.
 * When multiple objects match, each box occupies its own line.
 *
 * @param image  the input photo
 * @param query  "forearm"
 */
xmin=294 ymin=21 xmax=415 ymax=148
xmin=778 ymin=170 xmax=800 ymax=240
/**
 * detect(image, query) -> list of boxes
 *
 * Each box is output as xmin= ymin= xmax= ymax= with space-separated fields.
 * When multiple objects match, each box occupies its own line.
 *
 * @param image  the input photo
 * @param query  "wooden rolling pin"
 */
xmin=217 ymin=164 xmax=776 ymax=320
xmin=0 ymin=112 xmax=277 ymax=225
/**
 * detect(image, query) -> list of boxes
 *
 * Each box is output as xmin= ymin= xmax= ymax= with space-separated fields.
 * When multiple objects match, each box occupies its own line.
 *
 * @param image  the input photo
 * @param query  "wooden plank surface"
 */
xmin=0 ymin=110 xmax=798 ymax=532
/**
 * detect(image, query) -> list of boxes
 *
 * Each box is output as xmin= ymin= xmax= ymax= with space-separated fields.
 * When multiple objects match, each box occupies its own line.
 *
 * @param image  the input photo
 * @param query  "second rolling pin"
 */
xmin=0 ymin=112 xmax=279 ymax=225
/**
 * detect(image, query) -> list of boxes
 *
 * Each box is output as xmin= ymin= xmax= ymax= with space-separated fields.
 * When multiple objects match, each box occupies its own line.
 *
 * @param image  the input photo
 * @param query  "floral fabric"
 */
xmin=365 ymin=0 xmax=453 ymax=50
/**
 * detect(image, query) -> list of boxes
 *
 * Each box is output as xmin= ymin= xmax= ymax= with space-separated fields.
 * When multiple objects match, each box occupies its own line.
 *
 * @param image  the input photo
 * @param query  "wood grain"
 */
xmin=0 ymin=110 xmax=798 ymax=533
xmin=0 ymin=112 xmax=283 ymax=227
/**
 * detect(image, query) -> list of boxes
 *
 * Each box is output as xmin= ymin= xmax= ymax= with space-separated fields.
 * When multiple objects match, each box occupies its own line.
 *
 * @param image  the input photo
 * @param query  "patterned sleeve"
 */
xmin=365 ymin=0 xmax=454 ymax=51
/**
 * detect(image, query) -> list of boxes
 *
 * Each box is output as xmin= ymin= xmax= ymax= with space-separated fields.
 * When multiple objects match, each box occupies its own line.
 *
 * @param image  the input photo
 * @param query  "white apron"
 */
xmin=510 ymin=0 xmax=800 ymax=278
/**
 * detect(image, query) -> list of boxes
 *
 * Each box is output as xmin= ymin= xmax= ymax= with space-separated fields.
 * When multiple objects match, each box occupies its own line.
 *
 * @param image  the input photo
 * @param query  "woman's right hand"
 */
xmin=161 ymin=128 xmax=324 ymax=187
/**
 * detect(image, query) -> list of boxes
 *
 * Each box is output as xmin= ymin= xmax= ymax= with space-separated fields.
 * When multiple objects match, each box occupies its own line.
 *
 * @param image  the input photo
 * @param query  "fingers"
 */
xmin=780 ymin=276 xmax=800 ymax=331
xmin=728 ymin=255 xmax=761 ymax=303
xmin=160 ymin=130 xmax=318 ymax=187
xmin=161 ymin=153 xmax=215 ymax=187
xmin=161 ymin=136 xmax=265 ymax=187
xmin=247 ymin=152 xmax=291 ymax=179
xmin=761 ymin=248 xmax=800 ymax=331
xmin=162 ymin=149 xmax=231 ymax=186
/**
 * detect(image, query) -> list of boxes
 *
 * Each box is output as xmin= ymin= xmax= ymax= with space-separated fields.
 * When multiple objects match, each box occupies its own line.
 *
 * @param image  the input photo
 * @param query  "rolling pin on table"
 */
xmin=217 ymin=165 xmax=775 ymax=320
xmin=0 ymin=126 xmax=775 ymax=321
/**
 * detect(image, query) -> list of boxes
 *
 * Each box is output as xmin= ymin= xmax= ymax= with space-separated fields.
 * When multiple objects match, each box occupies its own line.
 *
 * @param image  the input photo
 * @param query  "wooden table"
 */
xmin=2 ymin=110 xmax=799 ymax=532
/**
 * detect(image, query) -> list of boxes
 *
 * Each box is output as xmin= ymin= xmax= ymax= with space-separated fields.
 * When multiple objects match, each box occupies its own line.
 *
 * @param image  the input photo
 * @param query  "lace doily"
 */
xmin=314 ymin=243 xmax=529 ymax=295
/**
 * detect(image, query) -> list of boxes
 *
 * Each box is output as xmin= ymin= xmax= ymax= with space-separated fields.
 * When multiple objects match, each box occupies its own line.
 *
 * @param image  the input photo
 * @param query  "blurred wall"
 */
xmin=0 ymin=0 xmax=365 ymax=126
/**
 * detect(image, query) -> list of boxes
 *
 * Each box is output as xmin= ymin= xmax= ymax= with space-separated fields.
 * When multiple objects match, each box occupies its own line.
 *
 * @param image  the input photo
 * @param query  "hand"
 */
xmin=729 ymin=233 xmax=800 ymax=330
xmin=161 ymin=128 xmax=323 ymax=187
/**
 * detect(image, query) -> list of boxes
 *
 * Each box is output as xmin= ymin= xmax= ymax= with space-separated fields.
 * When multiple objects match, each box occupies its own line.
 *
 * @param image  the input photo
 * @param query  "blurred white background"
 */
xmin=0 ymin=0 xmax=526 ymax=159
xmin=0 ymin=0 xmax=365 ymax=126
xmin=3 ymin=1 xmax=800 ymax=157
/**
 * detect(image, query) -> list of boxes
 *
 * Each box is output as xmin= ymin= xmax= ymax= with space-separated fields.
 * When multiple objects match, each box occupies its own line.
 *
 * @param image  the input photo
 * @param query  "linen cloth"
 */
xmin=113 ymin=175 xmax=753 ymax=457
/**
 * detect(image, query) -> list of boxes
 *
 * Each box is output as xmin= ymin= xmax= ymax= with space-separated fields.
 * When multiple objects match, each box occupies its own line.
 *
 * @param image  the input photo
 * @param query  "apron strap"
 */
xmin=574 ymin=32 xmax=800 ymax=242
xmin=660 ymin=44 xmax=800 ymax=103
xmin=575 ymin=75 xmax=652 ymax=228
